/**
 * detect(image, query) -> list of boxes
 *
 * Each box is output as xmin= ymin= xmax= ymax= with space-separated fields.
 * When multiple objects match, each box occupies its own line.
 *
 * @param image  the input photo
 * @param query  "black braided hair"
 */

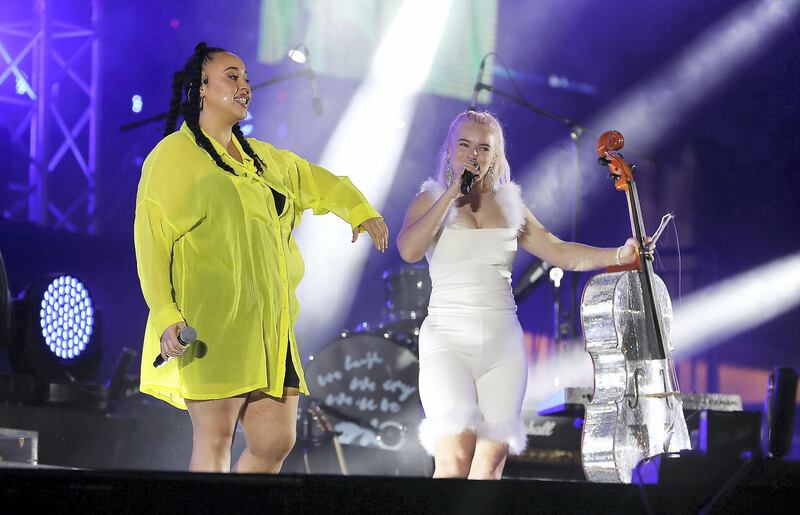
xmin=233 ymin=123 xmax=266 ymax=175
xmin=164 ymin=42 xmax=264 ymax=176
xmin=164 ymin=70 xmax=184 ymax=138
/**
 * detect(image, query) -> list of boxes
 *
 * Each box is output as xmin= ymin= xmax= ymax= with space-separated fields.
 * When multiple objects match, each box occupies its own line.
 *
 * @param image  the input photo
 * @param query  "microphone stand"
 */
xmin=298 ymin=399 xmax=315 ymax=474
xmin=552 ymin=278 xmax=562 ymax=345
xmin=474 ymin=81 xmax=588 ymax=338
xmin=119 ymin=68 xmax=315 ymax=132
xmin=552 ymin=275 xmax=564 ymax=388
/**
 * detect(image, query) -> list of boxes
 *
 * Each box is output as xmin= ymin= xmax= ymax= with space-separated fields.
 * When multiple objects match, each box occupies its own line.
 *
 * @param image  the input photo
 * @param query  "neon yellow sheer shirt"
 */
xmin=134 ymin=122 xmax=381 ymax=409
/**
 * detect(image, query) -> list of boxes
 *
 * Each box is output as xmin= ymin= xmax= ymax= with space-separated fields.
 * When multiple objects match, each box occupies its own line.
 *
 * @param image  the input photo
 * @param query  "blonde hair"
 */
xmin=434 ymin=110 xmax=511 ymax=187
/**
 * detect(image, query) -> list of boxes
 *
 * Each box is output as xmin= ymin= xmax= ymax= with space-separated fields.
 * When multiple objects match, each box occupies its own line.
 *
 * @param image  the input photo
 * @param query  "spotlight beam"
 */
xmin=523 ymin=0 xmax=800 ymax=233
xmin=672 ymin=252 xmax=800 ymax=358
xmin=294 ymin=0 xmax=454 ymax=350
xmin=523 ymin=253 xmax=800 ymax=406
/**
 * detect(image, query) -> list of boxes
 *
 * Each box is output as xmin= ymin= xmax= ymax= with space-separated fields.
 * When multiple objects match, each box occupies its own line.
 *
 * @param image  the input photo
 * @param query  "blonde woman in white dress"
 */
xmin=397 ymin=111 xmax=637 ymax=479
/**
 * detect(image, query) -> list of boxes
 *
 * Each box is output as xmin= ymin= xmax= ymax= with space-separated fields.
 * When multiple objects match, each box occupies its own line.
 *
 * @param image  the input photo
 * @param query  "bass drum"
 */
xmin=305 ymin=331 xmax=422 ymax=453
xmin=382 ymin=265 xmax=431 ymax=329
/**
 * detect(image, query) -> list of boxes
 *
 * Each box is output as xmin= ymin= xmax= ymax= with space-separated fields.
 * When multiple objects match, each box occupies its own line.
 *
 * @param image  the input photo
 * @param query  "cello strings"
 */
xmin=672 ymin=219 xmax=683 ymax=308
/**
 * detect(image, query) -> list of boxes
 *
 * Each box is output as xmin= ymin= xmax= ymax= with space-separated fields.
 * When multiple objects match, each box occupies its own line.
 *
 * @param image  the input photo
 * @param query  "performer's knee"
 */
xmin=249 ymin=427 xmax=296 ymax=461
xmin=192 ymin=424 xmax=237 ymax=452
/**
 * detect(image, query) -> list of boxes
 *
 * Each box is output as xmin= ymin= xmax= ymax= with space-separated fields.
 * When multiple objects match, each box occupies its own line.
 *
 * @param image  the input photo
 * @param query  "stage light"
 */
xmin=15 ymin=75 xmax=30 ymax=96
xmin=294 ymin=0 xmax=453 ymax=350
xmin=38 ymin=275 xmax=94 ymax=360
xmin=549 ymin=267 xmax=564 ymax=288
xmin=241 ymin=124 xmax=254 ymax=136
xmin=10 ymin=274 xmax=101 ymax=382
xmin=288 ymin=43 xmax=308 ymax=64
xmin=513 ymin=260 xmax=552 ymax=304
xmin=131 ymin=94 xmax=143 ymax=113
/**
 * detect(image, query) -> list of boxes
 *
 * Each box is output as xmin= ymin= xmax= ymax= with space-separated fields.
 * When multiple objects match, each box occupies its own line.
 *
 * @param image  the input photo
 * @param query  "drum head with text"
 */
xmin=305 ymin=332 xmax=421 ymax=451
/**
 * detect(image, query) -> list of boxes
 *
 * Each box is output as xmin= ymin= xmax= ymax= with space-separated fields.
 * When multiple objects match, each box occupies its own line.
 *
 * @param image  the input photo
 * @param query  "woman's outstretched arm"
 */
xmin=518 ymin=207 xmax=637 ymax=271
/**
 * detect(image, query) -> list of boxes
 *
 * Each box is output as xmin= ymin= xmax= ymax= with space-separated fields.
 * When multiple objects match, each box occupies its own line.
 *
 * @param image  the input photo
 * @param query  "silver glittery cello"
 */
xmin=580 ymin=130 xmax=690 ymax=483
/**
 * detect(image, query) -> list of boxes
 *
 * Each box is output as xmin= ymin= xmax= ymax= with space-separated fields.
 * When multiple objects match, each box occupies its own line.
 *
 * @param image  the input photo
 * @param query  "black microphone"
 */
xmin=469 ymin=54 xmax=489 ymax=111
xmin=152 ymin=326 xmax=197 ymax=368
xmin=460 ymin=169 xmax=476 ymax=195
xmin=307 ymin=68 xmax=324 ymax=116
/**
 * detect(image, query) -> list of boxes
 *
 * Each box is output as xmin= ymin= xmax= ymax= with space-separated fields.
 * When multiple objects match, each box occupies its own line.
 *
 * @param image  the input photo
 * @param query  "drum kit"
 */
xmin=297 ymin=264 xmax=432 ymax=476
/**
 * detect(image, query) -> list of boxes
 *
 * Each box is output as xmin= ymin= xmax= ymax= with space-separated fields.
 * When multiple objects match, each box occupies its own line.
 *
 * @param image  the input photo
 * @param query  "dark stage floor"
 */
xmin=2 ymin=464 xmax=799 ymax=515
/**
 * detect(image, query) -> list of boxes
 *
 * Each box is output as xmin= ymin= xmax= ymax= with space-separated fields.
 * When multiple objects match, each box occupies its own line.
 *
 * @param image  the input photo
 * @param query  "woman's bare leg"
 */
xmin=467 ymin=440 xmax=508 ymax=480
xmin=233 ymin=388 xmax=299 ymax=473
xmin=185 ymin=396 xmax=247 ymax=472
xmin=432 ymin=431 xmax=477 ymax=478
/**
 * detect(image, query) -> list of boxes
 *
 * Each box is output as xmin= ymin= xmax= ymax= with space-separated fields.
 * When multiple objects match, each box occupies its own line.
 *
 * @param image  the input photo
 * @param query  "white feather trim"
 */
xmin=418 ymin=178 xmax=444 ymax=196
xmin=477 ymin=417 xmax=529 ymax=455
xmin=494 ymin=181 xmax=527 ymax=234
xmin=417 ymin=406 xmax=483 ymax=456
xmin=418 ymin=178 xmax=526 ymax=232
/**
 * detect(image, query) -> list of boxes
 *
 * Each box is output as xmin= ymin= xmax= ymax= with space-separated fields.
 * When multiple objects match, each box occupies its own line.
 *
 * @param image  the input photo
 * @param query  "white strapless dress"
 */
xmin=416 ymin=179 xmax=529 ymax=456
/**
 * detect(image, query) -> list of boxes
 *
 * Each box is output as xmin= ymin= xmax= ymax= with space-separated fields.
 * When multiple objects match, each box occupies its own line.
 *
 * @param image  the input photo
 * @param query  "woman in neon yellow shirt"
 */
xmin=134 ymin=42 xmax=388 ymax=472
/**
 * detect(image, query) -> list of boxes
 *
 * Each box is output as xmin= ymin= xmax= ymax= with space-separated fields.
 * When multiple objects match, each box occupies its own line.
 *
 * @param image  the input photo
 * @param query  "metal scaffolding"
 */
xmin=0 ymin=0 xmax=99 ymax=233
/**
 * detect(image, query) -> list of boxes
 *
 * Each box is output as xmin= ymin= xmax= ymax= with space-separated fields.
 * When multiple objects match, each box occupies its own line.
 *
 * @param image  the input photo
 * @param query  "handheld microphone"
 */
xmin=460 ymin=170 xmax=476 ymax=195
xmin=308 ymin=68 xmax=324 ymax=116
xmin=469 ymin=54 xmax=489 ymax=111
xmin=152 ymin=326 xmax=197 ymax=368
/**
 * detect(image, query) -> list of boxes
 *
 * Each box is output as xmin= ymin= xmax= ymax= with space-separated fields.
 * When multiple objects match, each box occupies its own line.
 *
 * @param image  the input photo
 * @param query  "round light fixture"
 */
xmin=288 ymin=43 xmax=309 ymax=64
xmin=11 ymin=274 xmax=100 ymax=382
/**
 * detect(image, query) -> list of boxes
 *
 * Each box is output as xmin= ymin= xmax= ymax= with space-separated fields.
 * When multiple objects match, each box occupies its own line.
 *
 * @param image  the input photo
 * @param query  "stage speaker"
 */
xmin=764 ymin=367 xmax=798 ymax=458
xmin=105 ymin=347 xmax=139 ymax=401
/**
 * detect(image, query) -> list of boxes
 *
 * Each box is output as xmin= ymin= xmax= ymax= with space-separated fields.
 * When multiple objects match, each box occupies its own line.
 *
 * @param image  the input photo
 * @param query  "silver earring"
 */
xmin=446 ymin=159 xmax=454 ymax=186
xmin=487 ymin=163 xmax=496 ymax=198
xmin=445 ymin=149 xmax=454 ymax=186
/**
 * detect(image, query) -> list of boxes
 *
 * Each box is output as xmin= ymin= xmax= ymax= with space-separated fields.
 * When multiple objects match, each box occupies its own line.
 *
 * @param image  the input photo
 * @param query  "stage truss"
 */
xmin=0 ymin=0 xmax=99 ymax=233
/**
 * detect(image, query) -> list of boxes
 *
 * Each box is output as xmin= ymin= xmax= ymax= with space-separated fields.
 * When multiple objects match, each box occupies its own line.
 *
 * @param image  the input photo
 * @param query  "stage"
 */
xmin=1 ymin=400 xmax=799 ymax=513
xmin=2 ymin=1 xmax=800 ymax=513
xmin=2 ymin=463 xmax=799 ymax=514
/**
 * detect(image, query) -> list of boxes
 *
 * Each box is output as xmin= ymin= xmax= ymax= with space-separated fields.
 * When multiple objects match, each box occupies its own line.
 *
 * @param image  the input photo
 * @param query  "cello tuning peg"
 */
xmin=597 ymin=157 xmax=612 ymax=166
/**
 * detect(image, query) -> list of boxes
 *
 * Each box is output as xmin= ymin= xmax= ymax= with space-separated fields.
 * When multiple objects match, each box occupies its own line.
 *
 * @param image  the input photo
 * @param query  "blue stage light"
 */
xmin=15 ymin=76 xmax=31 ymax=96
xmin=131 ymin=94 xmax=143 ymax=113
xmin=10 ymin=273 xmax=101 ymax=382
xmin=36 ymin=275 xmax=95 ymax=361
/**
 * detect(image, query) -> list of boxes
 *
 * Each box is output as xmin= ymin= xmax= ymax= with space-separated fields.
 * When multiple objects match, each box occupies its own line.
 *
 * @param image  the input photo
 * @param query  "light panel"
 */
xmin=38 ymin=275 xmax=94 ymax=361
